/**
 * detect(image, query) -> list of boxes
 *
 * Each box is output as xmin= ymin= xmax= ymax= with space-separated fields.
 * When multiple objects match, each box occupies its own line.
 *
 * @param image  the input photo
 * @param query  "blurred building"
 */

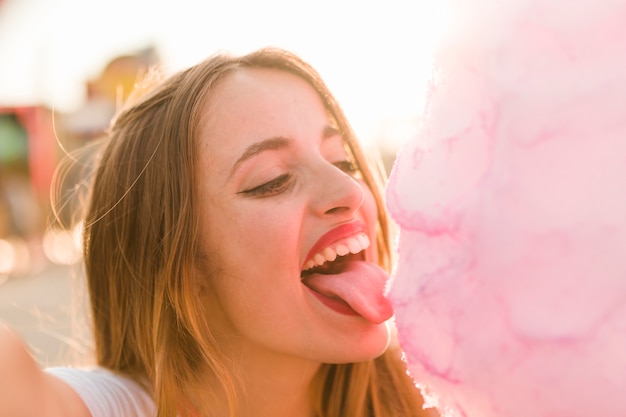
xmin=0 ymin=46 xmax=160 ymax=278
xmin=0 ymin=106 xmax=55 ymax=275
xmin=0 ymin=106 xmax=55 ymax=235
xmin=62 ymin=46 xmax=160 ymax=143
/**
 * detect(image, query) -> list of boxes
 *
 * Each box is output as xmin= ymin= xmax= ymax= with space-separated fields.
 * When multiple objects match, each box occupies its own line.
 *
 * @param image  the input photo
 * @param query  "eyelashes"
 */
xmin=333 ymin=160 xmax=359 ymax=176
xmin=240 ymin=173 xmax=293 ymax=197
xmin=239 ymin=160 xmax=361 ymax=198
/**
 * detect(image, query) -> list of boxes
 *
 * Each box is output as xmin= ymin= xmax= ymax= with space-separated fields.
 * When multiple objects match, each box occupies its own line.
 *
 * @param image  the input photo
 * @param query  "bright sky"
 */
xmin=0 ymin=0 xmax=446 ymax=149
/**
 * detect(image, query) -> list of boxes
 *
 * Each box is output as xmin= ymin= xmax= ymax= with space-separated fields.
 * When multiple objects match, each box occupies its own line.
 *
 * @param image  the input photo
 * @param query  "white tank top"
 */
xmin=46 ymin=367 xmax=156 ymax=417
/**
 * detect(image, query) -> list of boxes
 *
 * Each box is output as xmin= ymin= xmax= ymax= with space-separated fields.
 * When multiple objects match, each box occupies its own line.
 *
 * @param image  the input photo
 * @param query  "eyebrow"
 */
xmin=229 ymin=136 xmax=293 ymax=178
xmin=229 ymin=125 xmax=342 ymax=177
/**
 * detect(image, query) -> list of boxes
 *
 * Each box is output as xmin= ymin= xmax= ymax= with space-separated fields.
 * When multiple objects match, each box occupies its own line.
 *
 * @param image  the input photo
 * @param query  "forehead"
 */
xmin=199 ymin=67 xmax=333 ymax=167
xmin=203 ymin=67 xmax=327 ymax=135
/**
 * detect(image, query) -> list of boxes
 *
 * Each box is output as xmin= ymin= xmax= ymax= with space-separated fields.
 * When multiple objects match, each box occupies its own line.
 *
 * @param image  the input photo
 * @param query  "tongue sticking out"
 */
xmin=302 ymin=261 xmax=394 ymax=324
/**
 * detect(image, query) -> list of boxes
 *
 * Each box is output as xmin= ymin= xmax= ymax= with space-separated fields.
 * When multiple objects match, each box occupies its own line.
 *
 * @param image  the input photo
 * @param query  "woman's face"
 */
xmin=196 ymin=67 xmax=392 ymax=367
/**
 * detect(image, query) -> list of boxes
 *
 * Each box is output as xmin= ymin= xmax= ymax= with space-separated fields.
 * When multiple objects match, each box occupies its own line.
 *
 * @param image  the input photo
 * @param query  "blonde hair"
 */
xmin=80 ymin=47 xmax=429 ymax=417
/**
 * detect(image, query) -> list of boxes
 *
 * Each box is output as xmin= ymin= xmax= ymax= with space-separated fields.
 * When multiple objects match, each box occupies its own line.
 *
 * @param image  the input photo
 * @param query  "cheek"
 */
xmin=237 ymin=209 xmax=297 ymax=254
xmin=201 ymin=194 xmax=282 ymax=249
xmin=361 ymin=185 xmax=380 ymax=227
xmin=363 ymin=188 xmax=379 ymax=222
xmin=205 ymin=202 xmax=301 ymax=279
xmin=359 ymin=184 xmax=382 ymax=264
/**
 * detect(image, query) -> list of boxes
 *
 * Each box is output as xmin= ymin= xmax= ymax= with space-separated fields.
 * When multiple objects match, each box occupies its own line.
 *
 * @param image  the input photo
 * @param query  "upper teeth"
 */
xmin=302 ymin=233 xmax=370 ymax=271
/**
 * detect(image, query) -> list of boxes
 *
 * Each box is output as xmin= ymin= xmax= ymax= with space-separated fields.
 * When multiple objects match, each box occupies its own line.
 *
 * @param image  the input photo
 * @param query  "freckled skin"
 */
xmin=196 ymin=68 xmax=390 ymax=374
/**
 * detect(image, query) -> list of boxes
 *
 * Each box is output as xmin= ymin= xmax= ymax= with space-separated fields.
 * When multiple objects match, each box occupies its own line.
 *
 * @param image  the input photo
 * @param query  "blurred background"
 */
xmin=0 ymin=0 xmax=445 ymax=367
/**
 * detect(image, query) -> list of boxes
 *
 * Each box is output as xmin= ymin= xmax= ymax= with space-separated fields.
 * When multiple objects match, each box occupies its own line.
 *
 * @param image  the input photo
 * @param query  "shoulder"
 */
xmin=46 ymin=367 xmax=156 ymax=417
xmin=0 ymin=325 xmax=89 ymax=417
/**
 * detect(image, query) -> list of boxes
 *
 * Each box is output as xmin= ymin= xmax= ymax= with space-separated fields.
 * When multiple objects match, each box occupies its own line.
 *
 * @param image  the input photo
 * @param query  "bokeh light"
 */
xmin=42 ymin=223 xmax=82 ymax=266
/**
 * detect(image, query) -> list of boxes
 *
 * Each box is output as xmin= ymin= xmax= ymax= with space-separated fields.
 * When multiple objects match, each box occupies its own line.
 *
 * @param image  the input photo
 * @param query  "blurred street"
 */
xmin=0 ymin=261 xmax=93 ymax=368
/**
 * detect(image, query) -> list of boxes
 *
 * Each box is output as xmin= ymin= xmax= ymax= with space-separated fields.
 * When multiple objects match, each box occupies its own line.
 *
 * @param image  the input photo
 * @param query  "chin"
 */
xmin=328 ymin=321 xmax=392 ymax=364
xmin=367 ymin=321 xmax=393 ymax=358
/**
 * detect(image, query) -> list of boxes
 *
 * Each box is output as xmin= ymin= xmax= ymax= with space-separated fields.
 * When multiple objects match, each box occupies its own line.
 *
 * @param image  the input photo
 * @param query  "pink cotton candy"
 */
xmin=386 ymin=1 xmax=626 ymax=416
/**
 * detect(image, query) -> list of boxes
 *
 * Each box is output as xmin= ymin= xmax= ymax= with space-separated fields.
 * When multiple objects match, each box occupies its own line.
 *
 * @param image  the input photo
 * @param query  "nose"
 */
xmin=310 ymin=163 xmax=365 ymax=217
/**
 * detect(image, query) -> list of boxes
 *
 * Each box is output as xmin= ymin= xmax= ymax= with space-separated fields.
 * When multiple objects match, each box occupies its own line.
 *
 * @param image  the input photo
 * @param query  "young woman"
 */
xmin=0 ymin=47 xmax=433 ymax=417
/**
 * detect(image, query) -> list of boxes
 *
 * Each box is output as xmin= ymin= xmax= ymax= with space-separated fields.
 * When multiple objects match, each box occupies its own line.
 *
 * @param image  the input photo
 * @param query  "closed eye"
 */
xmin=239 ymin=173 xmax=293 ymax=197
xmin=333 ymin=160 xmax=360 ymax=178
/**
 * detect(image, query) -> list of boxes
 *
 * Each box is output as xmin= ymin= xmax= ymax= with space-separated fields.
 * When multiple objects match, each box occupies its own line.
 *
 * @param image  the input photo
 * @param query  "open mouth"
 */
xmin=300 ymin=232 xmax=369 ymax=278
xmin=301 ymin=252 xmax=363 ymax=277
xmin=299 ymin=231 xmax=393 ymax=323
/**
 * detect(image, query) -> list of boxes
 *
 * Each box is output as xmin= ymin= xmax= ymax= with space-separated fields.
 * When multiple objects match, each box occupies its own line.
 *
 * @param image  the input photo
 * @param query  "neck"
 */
xmin=207 ymin=347 xmax=321 ymax=417
xmin=239 ymin=353 xmax=320 ymax=417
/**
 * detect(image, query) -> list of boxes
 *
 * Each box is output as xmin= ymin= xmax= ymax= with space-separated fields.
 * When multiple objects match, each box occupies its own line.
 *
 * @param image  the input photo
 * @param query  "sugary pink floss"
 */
xmin=386 ymin=1 xmax=626 ymax=416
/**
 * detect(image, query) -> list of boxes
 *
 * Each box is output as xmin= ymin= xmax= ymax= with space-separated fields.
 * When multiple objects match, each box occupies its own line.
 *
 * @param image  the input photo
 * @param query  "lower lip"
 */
xmin=306 ymin=287 xmax=359 ymax=316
